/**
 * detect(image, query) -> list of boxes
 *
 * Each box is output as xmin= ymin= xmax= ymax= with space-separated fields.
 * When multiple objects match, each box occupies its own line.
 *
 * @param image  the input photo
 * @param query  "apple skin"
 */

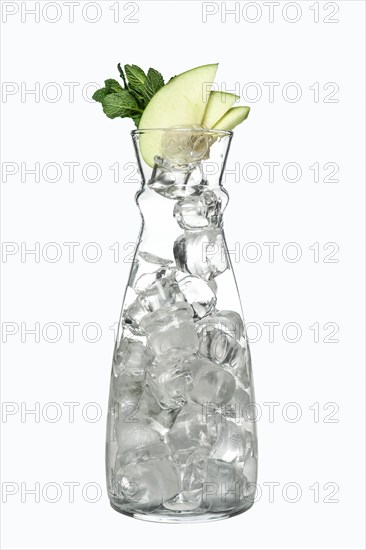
xmin=201 ymin=91 xmax=239 ymax=129
xmin=212 ymin=106 xmax=250 ymax=131
xmin=139 ymin=64 xmax=218 ymax=167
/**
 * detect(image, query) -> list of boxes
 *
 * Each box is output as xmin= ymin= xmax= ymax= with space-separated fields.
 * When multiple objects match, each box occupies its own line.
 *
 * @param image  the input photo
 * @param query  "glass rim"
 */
xmin=131 ymin=128 xmax=233 ymax=137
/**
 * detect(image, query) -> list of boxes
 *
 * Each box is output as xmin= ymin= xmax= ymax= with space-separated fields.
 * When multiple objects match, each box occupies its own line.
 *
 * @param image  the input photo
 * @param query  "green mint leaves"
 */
xmin=124 ymin=64 xmax=147 ymax=99
xmin=101 ymin=89 xmax=142 ymax=119
xmin=92 ymin=79 xmax=123 ymax=104
xmin=92 ymin=63 xmax=164 ymax=127
xmin=143 ymin=68 xmax=165 ymax=103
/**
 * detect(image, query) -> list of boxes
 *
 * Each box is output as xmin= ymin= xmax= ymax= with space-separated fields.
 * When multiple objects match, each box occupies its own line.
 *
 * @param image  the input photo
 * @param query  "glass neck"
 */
xmin=132 ymin=129 xmax=233 ymax=191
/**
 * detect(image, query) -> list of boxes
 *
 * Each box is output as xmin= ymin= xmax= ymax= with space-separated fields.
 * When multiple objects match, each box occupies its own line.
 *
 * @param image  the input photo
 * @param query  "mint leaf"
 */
xmin=143 ymin=68 xmax=164 ymax=103
xmin=92 ymin=87 xmax=109 ymax=103
xmin=124 ymin=64 xmax=147 ymax=97
xmin=105 ymin=79 xmax=123 ymax=93
xmin=92 ymin=79 xmax=123 ymax=103
xmin=101 ymin=90 xmax=142 ymax=119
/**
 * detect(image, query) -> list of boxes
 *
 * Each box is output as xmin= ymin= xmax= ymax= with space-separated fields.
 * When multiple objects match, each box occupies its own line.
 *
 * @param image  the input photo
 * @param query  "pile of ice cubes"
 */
xmin=108 ymin=130 xmax=256 ymax=516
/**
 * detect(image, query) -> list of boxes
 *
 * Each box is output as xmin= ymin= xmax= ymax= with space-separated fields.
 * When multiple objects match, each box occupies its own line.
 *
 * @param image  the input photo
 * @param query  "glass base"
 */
xmin=110 ymin=500 xmax=254 ymax=524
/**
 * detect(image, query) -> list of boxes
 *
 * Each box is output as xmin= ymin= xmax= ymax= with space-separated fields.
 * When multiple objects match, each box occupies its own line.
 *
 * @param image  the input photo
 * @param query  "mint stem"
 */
xmin=117 ymin=63 xmax=128 ymax=89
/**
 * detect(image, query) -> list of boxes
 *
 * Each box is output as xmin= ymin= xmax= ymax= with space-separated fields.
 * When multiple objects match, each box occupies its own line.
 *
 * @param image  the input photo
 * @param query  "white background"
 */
xmin=1 ymin=1 xmax=365 ymax=549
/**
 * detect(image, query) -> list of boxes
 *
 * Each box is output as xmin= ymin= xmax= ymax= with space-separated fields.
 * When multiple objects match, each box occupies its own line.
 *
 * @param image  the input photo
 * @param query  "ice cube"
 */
xmin=149 ymin=157 xmax=175 ymax=186
xmin=114 ymin=439 xmax=170 ymax=475
xmin=173 ymin=190 xmax=221 ymax=230
xmin=182 ymin=449 xmax=210 ymax=507
xmin=123 ymin=273 xmax=182 ymax=333
xmin=175 ymin=271 xmax=217 ymax=318
xmin=137 ymin=387 xmax=181 ymax=434
xmin=161 ymin=126 xmax=210 ymax=166
xmin=140 ymin=303 xmax=198 ymax=356
xmin=113 ymin=338 xmax=154 ymax=380
xmin=115 ymin=457 xmax=180 ymax=511
xmin=113 ymin=460 xmax=162 ymax=511
xmin=146 ymin=355 xmax=193 ymax=410
xmin=223 ymin=387 xmax=251 ymax=423
xmin=196 ymin=311 xmax=244 ymax=367
xmin=231 ymin=345 xmax=252 ymax=389
xmin=149 ymin=157 xmax=205 ymax=200
xmin=203 ymin=459 xmax=246 ymax=511
xmin=167 ymin=402 xmax=211 ymax=464
xmin=216 ymin=310 xmax=244 ymax=340
xmin=187 ymin=357 xmax=236 ymax=406
xmin=122 ymin=298 xmax=148 ymax=335
xmin=174 ymin=228 xmax=229 ymax=280
xmin=163 ymin=493 xmax=201 ymax=511
xmin=114 ymin=418 xmax=161 ymax=454
xmin=138 ymin=250 xmax=173 ymax=267
xmin=182 ymin=454 xmax=246 ymax=512
xmin=243 ymin=457 xmax=257 ymax=484
xmin=142 ymin=275 xmax=181 ymax=310
xmin=205 ymin=410 xmax=224 ymax=444
xmin=133 ymin=266 xmax=174 ymax=294
xmin=113 ymin=372 xmax=143 ymax=408
xmin=210 ymin=420 xmax=252 ymax=464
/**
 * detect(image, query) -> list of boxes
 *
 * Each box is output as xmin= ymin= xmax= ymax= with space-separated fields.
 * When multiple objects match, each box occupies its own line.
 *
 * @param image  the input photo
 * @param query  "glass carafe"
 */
xmin=106 ymin=128 xmax=257 ymax=522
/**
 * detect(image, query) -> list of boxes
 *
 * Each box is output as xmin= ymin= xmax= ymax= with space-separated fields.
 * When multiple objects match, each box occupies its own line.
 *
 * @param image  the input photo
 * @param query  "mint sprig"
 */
xmin=92 ymin=63 xmax=165 ymax=127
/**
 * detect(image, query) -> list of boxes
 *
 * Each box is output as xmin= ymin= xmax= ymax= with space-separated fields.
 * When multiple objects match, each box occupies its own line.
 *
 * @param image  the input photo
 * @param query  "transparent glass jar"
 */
xmin=106 ymin=128 xmax=258 ymax=523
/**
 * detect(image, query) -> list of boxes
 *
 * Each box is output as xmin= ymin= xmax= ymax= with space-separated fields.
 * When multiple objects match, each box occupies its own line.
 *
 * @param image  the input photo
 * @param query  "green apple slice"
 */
xmin=139 ymin=63 xmax=218 ymax=167
xmin=212 ymin=106 xmax=250 ymax=131
xmin=201 ymin=91 xmax=238 ymax=129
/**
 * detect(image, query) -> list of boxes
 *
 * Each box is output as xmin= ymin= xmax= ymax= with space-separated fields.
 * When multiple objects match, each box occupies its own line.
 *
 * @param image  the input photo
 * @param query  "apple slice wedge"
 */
xmin=139 ymin=64 xmax=218 ymax=167
xmin=212 ymin=106 xmax=250 ymax=131
xmin=201 ymin=91 xmax=239 ymax=129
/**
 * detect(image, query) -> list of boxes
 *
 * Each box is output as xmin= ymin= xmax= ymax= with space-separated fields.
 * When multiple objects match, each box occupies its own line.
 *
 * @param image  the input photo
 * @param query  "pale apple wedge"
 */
xmin=139 ymin=64 xmax=218 ymax=167
xmin=212 ymin=106 xmax=250 ymax=131
xmin=202 ymin=91 xmax=239 ymax=129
